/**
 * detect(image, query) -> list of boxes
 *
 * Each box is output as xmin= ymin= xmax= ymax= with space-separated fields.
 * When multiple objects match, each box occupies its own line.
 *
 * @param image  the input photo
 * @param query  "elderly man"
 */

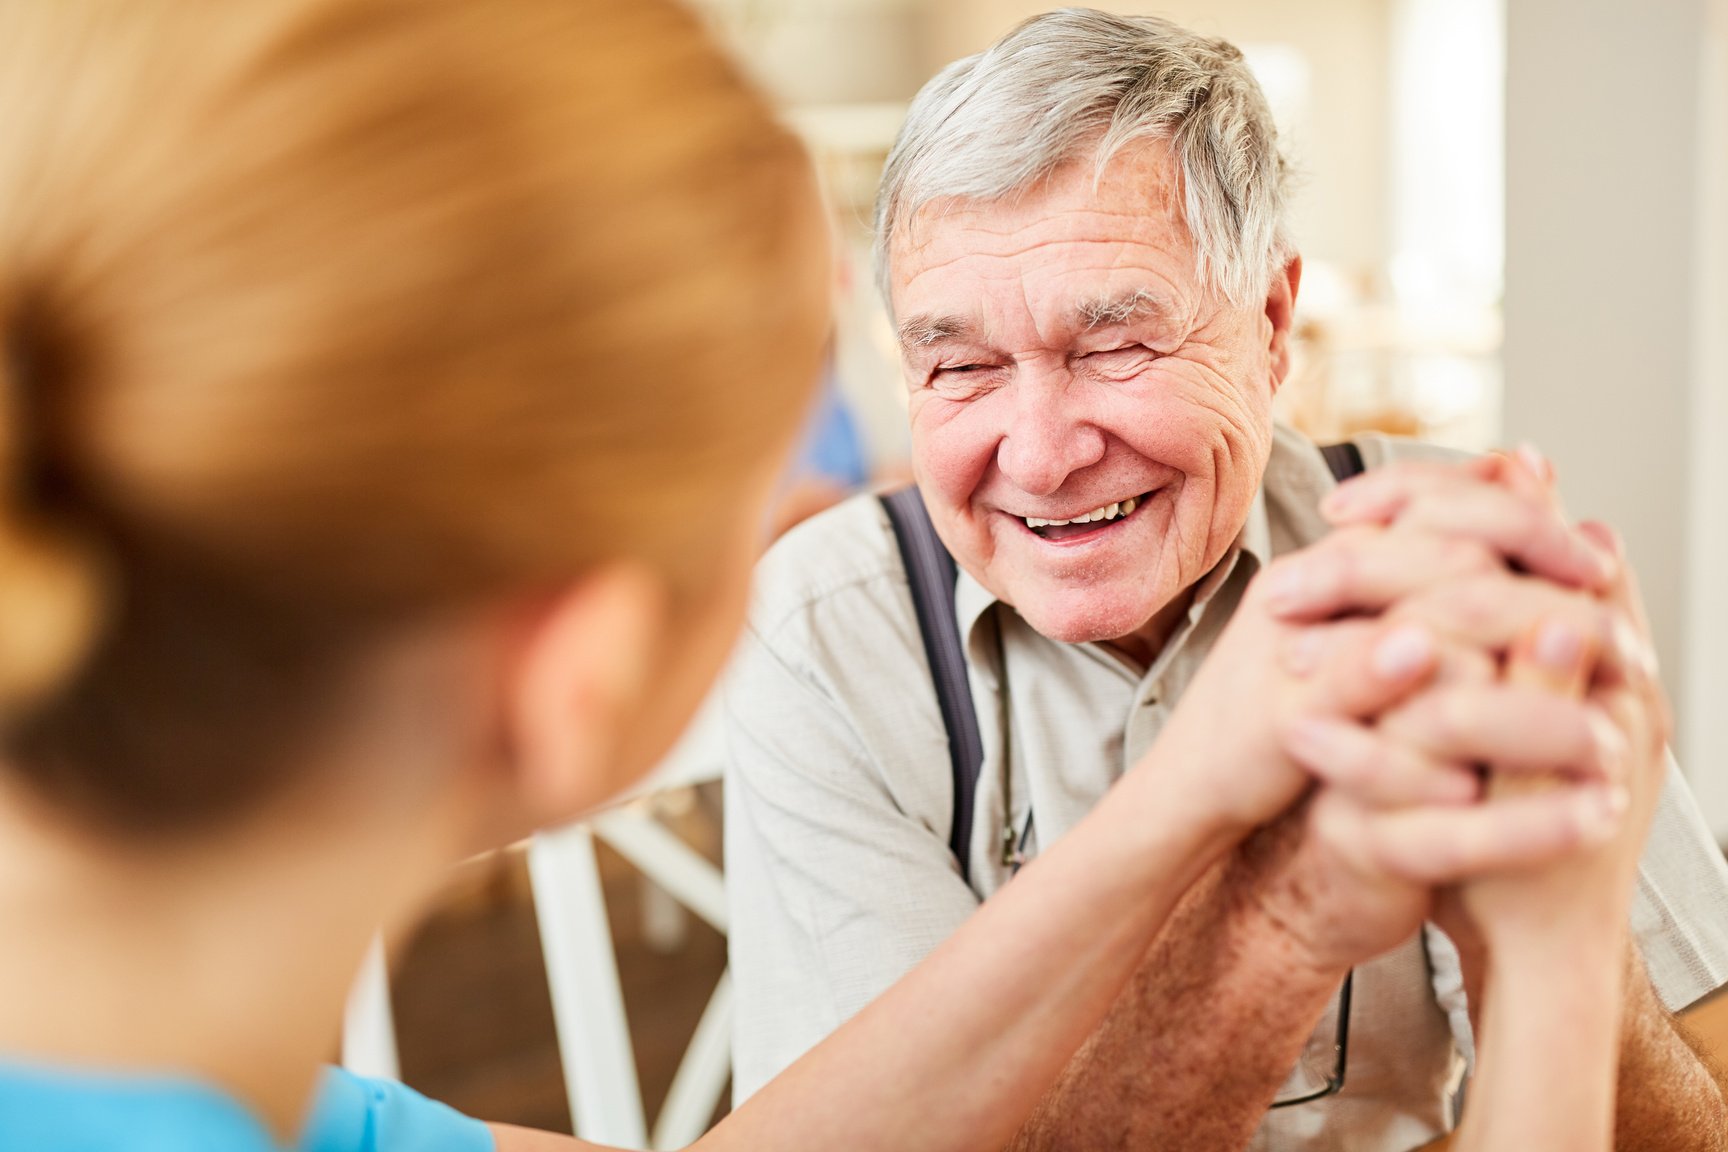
xmin=724 ymin=9 xmax=1728 ymax=1150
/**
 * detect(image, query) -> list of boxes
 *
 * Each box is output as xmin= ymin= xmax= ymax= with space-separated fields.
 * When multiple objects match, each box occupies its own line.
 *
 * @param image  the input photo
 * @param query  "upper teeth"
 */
xmin=1026 ymin=496 xmax=1138 ymax=529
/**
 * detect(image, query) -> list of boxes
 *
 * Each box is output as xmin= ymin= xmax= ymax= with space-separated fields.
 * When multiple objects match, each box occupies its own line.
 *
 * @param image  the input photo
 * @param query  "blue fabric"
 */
xmin=0 ymin=1062 xmax=494 ymax=1152
xmin=791 ymin=369 xmax=868 ymax=489
xmin=0 ymin=1060 xmax=278 ymax=1152
xmin=300 ymin=1068 xmax=494 ymax=1152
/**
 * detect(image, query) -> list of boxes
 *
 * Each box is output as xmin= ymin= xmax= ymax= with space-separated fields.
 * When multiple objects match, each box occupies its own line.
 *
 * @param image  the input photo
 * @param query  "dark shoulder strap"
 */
xmin=1320 ymin=440 xmax=1365 ymax=482
xmin=880 ymin=487 xmax=985 ymax=884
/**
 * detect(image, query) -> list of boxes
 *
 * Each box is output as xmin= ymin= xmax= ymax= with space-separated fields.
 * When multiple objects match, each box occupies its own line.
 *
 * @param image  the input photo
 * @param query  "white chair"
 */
xmin=341 ymin=935 xmax=400 ymax=1081
xmin=341 ymin=691 xmax=734 ymax=1151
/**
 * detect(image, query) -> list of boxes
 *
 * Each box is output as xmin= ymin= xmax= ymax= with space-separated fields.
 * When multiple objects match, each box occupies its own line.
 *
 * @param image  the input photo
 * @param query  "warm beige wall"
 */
xmin=1503 ymin=0 xmax=1713 ymax=801
xmin=914 ymin=0 xmax=1395 ymax=279
xmin=1686 ymin=0 xmax=1728 ymax=834
xmin=690 ymin=0 xmax=925 ymax=106
xmin=699 ymin=0 xmax=1394 ymax=278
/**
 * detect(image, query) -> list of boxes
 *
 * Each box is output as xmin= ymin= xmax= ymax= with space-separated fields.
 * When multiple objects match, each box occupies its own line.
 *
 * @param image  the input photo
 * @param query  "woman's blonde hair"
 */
xmin=0 ymin=0 xmax=825 ymax=828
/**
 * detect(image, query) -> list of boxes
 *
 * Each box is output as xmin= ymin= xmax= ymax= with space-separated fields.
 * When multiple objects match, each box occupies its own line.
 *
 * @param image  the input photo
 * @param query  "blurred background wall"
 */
xmin=1687 ymin=0 xmax=1727 ymax=834
xmin=1503 ymin=0 xmax=1726 ymax=837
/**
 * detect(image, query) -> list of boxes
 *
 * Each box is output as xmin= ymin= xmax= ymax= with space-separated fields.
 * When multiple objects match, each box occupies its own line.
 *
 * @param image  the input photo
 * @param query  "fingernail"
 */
xmin=1569 ymin=531 xmax=1618 ymax=585
xmin=1580 ymin=520 xmax=1623 ymax=561
xmin=1281 ymin=628 xmax=1327 ymax=676
xmin=1579 ymin=785 xmax=1629 ymax=843
xmin=1515 ymin=442 xmax=1550 ymax=483
xmin=1533 ymin=620 xmax=1582 ymax=670
xmin=1611 ymin=615 xmax=1659 ymax=679
xmin=1588 ymin=542 xmax=1618 ymax=584
xmin=1373 ymin=625 xmax=1434 ymax=680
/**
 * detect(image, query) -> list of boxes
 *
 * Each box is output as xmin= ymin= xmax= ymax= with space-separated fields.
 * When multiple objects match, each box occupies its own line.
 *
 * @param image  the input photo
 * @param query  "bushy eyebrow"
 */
xmin=1074 ymin=287 xmax=1175 ymax=331
xmin=896 ymin=313 xmax=972 ymax=351
xmin=897 ymin=287 xmax=1176 ymax=353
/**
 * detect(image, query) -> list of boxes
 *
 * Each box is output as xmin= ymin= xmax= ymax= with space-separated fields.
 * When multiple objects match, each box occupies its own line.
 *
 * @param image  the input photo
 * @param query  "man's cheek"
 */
xmin=1119 ymin=387 xmax=1260 ymax=474
xmin=917 ymin=426 xmax=994 ymax=502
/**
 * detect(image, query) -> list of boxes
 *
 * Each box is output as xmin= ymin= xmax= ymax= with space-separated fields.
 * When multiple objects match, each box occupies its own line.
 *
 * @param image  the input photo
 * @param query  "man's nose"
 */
xmin=995 ymin=379 xmax=1106 ymax=497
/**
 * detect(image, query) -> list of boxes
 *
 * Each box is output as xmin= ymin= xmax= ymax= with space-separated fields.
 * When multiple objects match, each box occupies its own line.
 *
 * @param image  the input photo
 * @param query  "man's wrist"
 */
xmin=1211 ymin=860 xmax=1354 ymax=993
xmin=1119 ymin=743 xmax=1263 ymax=898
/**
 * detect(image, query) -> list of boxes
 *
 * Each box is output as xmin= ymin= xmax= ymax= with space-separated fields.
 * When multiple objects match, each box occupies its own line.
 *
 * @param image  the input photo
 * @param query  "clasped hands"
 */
xmin=1159 ymin=447 xmax=1666 ymax=988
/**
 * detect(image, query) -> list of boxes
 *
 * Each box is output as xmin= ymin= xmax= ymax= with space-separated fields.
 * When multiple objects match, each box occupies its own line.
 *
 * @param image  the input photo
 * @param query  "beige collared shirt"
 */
xmin=723 ymin=424 xmax=1728 ymax=1149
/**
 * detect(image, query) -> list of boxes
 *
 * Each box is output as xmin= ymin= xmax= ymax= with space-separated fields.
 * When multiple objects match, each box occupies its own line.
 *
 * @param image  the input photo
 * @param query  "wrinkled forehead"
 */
xmin=886 ymin=139 xmax=1200 ymax=328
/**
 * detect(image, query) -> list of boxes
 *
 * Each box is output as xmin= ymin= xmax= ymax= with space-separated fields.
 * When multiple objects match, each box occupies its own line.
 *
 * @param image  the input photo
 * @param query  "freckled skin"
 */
xmin=891 ymin=140 xmax=1299 ymax=665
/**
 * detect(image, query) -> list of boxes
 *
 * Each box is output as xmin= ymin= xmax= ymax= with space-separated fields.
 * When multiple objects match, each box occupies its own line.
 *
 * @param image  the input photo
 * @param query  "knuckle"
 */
xmin=1454 ymin=646 xmax=1497 ymax=686
xmin=1261 ymin=552 xmax=1302 ymax=586
xmin=1376 ymin=700 xmax=1420 ymax=741
xmin=1429 ymin=637 xmax=1495 ymax=687
xmin=1581 ymin=706 xmax=1627 ymax=781
xmin=1306 ymin=549 xmax=1350 ymax=604
xmin=1439 ymin=575 xmax=1504 ymax=634
xmin=1590 ymin=602 xmax=1621 ymax=650
xmin=1437 ymin=537 xmax=1498 ymax=578
xmin=1515 ymin=497 xmax=1553 ymax=538
xmin=1608 ymin=613 xmax=1659 ymax=684
xmin=1309 ymin=792 xmax=1358 ymax=851
xmin=1421 ymin=824 xmax=1466 ymax=878
xmin=1272 ymin=706 xmax=1315 ymax=751
xmin=1429 ymin=691 xmax=1471 ymax=749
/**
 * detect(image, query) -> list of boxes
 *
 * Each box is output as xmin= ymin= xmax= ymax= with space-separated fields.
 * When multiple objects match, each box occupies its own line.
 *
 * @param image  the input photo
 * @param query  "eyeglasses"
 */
xmin=1269 ymin=969 xmax=1353 ymax=1108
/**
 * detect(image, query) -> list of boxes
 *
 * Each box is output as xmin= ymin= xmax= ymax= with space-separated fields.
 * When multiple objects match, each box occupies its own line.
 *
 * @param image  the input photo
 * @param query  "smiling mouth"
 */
xmin=1022 ymin=491 xmax=1153 ymax=541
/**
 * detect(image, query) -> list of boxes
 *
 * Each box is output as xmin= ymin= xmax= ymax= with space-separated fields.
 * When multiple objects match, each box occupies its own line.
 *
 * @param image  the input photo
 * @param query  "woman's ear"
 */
xmin=505 ymin=562 xmax=667 ymax=826
xmin=1265 ymin=254 xmax=1303 ymax=391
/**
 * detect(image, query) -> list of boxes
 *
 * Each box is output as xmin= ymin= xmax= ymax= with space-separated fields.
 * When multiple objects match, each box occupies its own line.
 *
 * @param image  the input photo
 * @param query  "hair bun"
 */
xmin=0 ymin=518 xmax=106 ymax=715
xmin=0 ymin=315 xmax=107 ymax=717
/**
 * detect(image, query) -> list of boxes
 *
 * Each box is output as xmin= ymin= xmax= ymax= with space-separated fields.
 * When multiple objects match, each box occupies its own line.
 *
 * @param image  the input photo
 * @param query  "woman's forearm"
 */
xmin=1454 ymin=929 xmax=1626 ymax=1152
xmin=698 ymin=760 xmax=1239 ymax=1152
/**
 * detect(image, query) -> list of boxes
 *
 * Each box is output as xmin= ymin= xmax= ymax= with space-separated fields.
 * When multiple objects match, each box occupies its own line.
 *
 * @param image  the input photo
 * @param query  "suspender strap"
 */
xmin=880 ymin=487 xmax=986 ymax=882
xmin=880 ymin=441 xmax=1358 ymax=885
xmin=1320 ymin=440 xmax=1366 ymax=483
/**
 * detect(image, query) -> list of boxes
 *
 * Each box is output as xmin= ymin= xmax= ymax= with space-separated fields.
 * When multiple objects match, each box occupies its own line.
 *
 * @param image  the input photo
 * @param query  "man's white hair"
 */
xmin=875 ymin=8 xmax=1292 ymax=310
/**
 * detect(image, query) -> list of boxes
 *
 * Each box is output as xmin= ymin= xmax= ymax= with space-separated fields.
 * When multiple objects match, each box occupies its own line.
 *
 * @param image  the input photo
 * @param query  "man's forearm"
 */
xmin=1613 ymin=961 xmax=1728 ymax=1151
xmin=1005 ymin=855 xmax=1342 ymax=1152
xmin=1457 ymin=940 xmax=1728 ymax=1151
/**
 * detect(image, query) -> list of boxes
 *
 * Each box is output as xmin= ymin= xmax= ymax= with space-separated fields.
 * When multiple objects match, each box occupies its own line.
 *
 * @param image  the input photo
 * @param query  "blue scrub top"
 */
xmin=0 ymin=1061 xmax=494 ymax=1152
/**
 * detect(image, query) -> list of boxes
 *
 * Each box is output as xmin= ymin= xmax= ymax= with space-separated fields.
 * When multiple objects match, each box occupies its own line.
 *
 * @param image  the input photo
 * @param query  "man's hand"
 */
xmin=1146 ymin=562 xmax=1447 ymax=839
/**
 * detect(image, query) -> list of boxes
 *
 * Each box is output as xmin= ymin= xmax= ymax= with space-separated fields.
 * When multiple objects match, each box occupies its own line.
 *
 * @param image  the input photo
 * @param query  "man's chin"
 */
xmin=1012 ymin=593 xmax=1167 ymax=649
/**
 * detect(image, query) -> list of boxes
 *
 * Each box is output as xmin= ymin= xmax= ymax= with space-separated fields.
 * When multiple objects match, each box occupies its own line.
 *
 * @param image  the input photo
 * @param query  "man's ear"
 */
xmin=1265 ymin=254 xmax=1303 ymax=392
xmin=505 ymin=562 xmax=666 ymax=826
